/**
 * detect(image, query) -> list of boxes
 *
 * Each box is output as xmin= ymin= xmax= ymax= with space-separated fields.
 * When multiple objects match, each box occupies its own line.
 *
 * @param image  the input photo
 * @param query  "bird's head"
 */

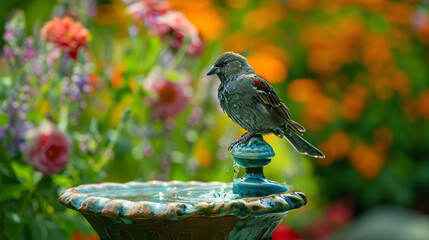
xmin=206 ymin=52 xmax=253 ymax=79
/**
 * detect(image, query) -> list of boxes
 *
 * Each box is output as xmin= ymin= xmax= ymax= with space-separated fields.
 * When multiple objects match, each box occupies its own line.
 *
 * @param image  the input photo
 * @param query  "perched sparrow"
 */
xmin=207 ymin=52 xmax=325 ymax=158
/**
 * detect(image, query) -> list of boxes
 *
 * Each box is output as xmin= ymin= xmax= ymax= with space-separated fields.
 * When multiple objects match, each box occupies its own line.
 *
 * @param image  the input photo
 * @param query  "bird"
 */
xmin=207 ymin=52 xmax=325 ymax=158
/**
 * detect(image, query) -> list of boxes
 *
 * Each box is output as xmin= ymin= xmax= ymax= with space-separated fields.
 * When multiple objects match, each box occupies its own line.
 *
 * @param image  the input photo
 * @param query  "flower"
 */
xmin=126 ymin=0 xmax=205 ymax=55
xmin=61 ymin=65 xmax=92 ymax=107
xmin=339 ymin=84 xmax=368 ymax=121
xmin=272 ymin=223 xmax=300 ymax=240
xmin=326 ymin=199 xmax=354 ymax=226
xmin=194 ymin=139 xmax=212 ymax=168
xmin=23 ymin=121 xmax=71 ymax=176
xmin=157 ymin=11 xmax=205 ymax=55
xmin=317 ymin=131 xmax=351 ymax=165
xmin=0 ymin=89 xmax=34 ymax=155
xmin=71 ymin=232 xmax=99 ymax=240
xmin=171 ymin=6 xmax=225 ymax=42
xmin=301 ymin=93 xmax=335 ymax=131
xmin=247 ymin=47 xmax=289 ymax=84
xmin=243 ymin=0 xmax=287 ymax=32
xmin=418 ymin=90 xmax=429 ymax=119
xmin=41 ymin=17 xmax=90 ymax=60
xmin=361 ymin=34 xmax=392 ymax=73
xmin=2 ymin=45 xmax=15 ymax=59
xmin=144 ymin=76 xmax=189 ymax=118
xmin=373 ymin=126 xmax=393 ymax=152
xmin=412 ymin=9 xmax=429 ymax=44
xmin=287 ymin=79 xmax=322 ymax=103
xmin=301 ymin=17 xmax=365 ymax=74
xmin=349 ymin=144 xmax=384 ymax=179
xmin=126 ymin=0 xmax=170 ymax=23
xmin=384 ymin=2 xmax=414 ymax=25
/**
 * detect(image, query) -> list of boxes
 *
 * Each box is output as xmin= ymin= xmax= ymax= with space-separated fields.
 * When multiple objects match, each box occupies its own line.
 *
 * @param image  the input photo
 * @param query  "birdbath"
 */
xmin=59 ymin=137 xmax=307 ymax=239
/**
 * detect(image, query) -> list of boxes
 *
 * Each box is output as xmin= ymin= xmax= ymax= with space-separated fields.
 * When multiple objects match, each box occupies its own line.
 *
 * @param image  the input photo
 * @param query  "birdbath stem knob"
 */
xmin=231 ymin=136 xmax=289 ymax=197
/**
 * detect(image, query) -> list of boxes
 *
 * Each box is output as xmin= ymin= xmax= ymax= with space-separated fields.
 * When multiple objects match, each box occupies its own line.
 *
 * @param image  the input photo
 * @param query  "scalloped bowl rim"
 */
xmin=59 ymin=181 xmax=307 ymax=220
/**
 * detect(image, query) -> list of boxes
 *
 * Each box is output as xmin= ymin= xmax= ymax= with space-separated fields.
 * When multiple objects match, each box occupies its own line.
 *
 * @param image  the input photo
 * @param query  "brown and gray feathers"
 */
xmin=213 ymin=52 xmax=247 ymax=67
xmin=252 ymin=75 xmax=306 ymax=133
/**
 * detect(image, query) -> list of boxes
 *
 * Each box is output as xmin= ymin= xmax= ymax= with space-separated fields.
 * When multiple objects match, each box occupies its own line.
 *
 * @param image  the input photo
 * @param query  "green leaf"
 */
xmin=52 ymin=174 xmax=73 ymax=187
xmin=52 ymin=211 xmax=93 ymax=233
xmin=0 ymin=113 xmax=9 ymax=127
xmin=3 ymin=212 xmax=22 ymax=240
xmin=45 ymin=220 xmax=67 ymax=240
xmin=0 ymin=184 xmax=26 ymax=201
xmin=11 ymin=162 xmax=34 ymax=187
xmin=30 ymin=215 xmax=47 ymax=240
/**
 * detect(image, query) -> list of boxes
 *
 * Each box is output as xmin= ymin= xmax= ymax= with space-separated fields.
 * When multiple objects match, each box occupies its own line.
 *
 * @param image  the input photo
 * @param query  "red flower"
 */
xmin=144 ymin=76 xmax=189 ymax=119
xmin=272 ymin=223 xmax=300 ymax=240
xmin=24 ymin=121 xmax=71 ymax=176
xmin=71 ymin=232 xmax=99 ymax=240
xmin=326 ymin=199 xmax=354 ymax=227
xmin=41 ymin=17 xmax=90 ymax=60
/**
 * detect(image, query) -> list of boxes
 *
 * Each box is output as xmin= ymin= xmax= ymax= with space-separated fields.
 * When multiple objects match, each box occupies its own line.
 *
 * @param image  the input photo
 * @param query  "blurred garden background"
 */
xmin=1 ymin=0 xmax=429 ymax=239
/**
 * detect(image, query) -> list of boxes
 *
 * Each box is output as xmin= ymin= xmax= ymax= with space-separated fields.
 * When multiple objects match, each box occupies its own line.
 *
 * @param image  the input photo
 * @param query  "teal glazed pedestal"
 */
xmin=231 ymin=136 xmax=289 ymax=197
xmin=59 ymin=137 xmax=307 ymax=240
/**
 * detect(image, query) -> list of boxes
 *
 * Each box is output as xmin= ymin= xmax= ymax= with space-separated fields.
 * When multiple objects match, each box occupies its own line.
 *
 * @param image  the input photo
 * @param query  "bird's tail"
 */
xmin=284 ymin=128 xmax=325 ymax=158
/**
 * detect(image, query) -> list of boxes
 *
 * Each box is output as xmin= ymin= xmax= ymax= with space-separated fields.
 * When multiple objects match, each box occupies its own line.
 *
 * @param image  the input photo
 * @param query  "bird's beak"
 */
xmin=206 ymin=66 xmax=220 ymax=76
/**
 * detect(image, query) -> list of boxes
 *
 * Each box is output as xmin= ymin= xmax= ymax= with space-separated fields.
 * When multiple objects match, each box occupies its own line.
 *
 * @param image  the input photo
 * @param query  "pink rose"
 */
xmin=157 ymin=11 xmax=205 ymax=55
xmin=24 ymin=121 xmax=71 ymax=176
xmin=126 ymin=0 xmax=171 ymax=22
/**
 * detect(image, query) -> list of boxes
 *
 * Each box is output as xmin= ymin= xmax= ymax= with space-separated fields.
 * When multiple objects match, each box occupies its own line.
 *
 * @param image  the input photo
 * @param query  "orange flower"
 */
xmin=350 ymin=144 xmax=384 ymax=179
xmin=369 ymin=74 xmax=393 ymax=100
xmin=194 ymin=139 xmax=212 ymax=168
xmin=370 ymin=67 xmax=410 ymax=100
xmin=301 ymin=93 xmax=335 ymax=131
xmin=418 ymin=90 xmax=429 ymax=119
xmin=222 ymin=31 xmax=255 ymax=53
xmin=179 ymin=8 xmax=225 ymax=42
xmin=243 ymin=0 xmax=287 ymax=32
xmin=361 ymin=34 xmax=392 ymax=73
xmin=355 ymin=0 xmax=388 ymax=12
xmin=287 ymin=0 xmax=318 ymax=11
xmin=302 ymin=17 xmax=364 ymax=74
xmin=307 ymin=47 xmax=343 ymax=75
xmin=390 ymin=68 xmax=410 ymax=96
xmin=340 ymin=84 xmax=368 ymax=121
xmin=111 ymin=67 xmax=123 ymax=89
xmin=225 ymin=0 xmax=249 ymax=9
xmin=169 ymin=0 xmax=225 ymax=42
xmin=317 ymin=131 xmax=351 ymax=165
xmin=223 ymin=36 xmax=289 ymax=82
xmin=384 ymin=2 xmax=415 ymax=25
xmin=41 ymin=17 xmax=90 ymax=60
xmin=247 ymin=50 xmax=288 ymax=84
xmin=88 ymin=73 xmax=102 ymax=93
xmin=389 ymin=28 xmax=412 ymax=49
xmin=401 ymin=98 xmax=419 ymax=121
xmin=287 ymin=79 xmax=322 ymax=103
xmin=373 ymin=127 xmax=393 ymax=152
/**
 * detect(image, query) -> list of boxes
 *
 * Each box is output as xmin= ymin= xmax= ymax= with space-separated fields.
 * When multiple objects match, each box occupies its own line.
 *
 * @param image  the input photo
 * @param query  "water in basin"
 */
xmin=82 ymin=183 xmax=238 ymax=203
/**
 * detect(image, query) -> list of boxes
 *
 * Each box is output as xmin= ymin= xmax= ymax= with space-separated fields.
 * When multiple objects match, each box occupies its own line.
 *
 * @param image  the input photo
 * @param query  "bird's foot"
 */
xmin=228 ymin=132 xmax=261 ymax=151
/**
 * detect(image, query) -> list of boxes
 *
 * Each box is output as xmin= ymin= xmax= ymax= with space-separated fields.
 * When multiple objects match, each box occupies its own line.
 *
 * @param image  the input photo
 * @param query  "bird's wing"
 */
xmin=252 ymin=74 xmax=306 ymax=133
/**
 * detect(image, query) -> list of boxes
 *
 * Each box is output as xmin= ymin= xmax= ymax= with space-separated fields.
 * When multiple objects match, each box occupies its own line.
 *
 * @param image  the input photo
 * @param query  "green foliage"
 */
xmin=1 ymin=0 xmax=429 ymax=239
